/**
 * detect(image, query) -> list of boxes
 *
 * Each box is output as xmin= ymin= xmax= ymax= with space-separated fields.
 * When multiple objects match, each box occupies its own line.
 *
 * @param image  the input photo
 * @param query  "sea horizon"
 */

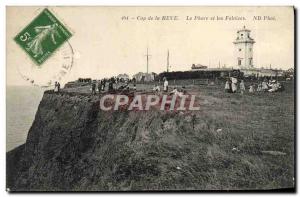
xmin=6 ymin=85 xmax=44 ymax=151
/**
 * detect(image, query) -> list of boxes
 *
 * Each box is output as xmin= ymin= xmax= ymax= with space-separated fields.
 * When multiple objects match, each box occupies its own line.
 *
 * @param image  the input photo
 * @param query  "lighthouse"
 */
xmin=233 ymin=26 xmax=255 ymax=68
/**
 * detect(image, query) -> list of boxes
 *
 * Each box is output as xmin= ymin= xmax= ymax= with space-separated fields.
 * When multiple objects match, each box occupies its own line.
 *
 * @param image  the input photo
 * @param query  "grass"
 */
xmin=8 ymin=80 xmax=294 ymax=191
xmin=82 ymin=80 xmax=294 ymax=190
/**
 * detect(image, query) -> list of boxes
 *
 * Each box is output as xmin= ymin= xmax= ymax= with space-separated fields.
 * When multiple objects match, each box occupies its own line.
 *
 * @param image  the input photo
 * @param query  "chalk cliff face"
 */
xmin=6 ymin=90 xmax=295 ymax=191
xmin=7 ymin=91 xmax=200 ymax=191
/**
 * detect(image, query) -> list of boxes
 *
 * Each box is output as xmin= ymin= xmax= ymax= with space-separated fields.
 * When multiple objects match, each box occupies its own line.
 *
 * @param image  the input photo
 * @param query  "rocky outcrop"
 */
xmin=6 ymin=90 xmax=295 ymax=191
xmin=7 ymin=91 xmax=200 ymax=191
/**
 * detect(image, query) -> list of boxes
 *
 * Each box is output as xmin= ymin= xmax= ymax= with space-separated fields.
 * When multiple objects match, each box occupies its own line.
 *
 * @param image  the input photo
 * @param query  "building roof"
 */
xmin=237 ymin=26 xmax=251 ymax=33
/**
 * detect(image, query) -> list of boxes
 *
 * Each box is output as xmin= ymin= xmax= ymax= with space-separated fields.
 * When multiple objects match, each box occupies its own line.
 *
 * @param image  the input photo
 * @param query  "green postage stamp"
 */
xmin=14 ymin=8 xmax=72 ymax=65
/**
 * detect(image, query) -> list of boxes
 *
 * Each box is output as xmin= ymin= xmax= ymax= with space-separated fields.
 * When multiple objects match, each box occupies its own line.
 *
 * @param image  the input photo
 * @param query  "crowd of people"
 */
xmin=90 ymin=77 xmax=138 ymax=95
xmin=89 ymin=76 xmax=285 ymax=95
xmin=152 ymin=77 xmax=169 ymax=93
xmin=225 ymin=77 xmax=284 ymax=94
xmin=86 ymin=76 xmax=173 ymax=95
xmin=57 ymin=75 xmax=285 ymax=95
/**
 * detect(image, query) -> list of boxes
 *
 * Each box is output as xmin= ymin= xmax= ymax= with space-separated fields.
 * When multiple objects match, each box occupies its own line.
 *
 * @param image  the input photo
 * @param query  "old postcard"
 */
xmin=6 ymin=6 xmax=295 ymax=191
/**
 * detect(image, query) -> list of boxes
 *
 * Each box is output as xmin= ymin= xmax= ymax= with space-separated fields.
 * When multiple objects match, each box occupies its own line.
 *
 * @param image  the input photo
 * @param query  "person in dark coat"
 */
xmin=92 ymin=82 xmax=96 ymax=95
xmin=108 ymin=81 xmax=114 ymax=91
xmin=103 ymin=79 xmax=105 ymax=88
xmin=98 ymin=81 xmax=102 ymax=93
xmin=132 ymin=77 xmax=136 ymax=90
xmin=57 ymin=82 xmax=60 ymax=92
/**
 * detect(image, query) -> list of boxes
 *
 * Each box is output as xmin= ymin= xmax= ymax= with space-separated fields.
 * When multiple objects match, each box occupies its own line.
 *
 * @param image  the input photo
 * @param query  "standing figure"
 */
xmin=91 ymin=82 xmax=96 ymax=95
xmin=54 ymin=81 xmax=58 ymax=92
xmin=249 ymin=84 xmax=255 ymax=93
xmin=108 ymin=81 xmax=114 ymax=91
xmin=240 ymin=80 xmax=246 ymax=94
xmin=102 ymin=79 xmax=106 ymax=91
xmin=231 ymin=77 xmax=238 ymax=93
xmin=225 ymin=79 xmax=230 ymax=93
xmin=57 ymin=82 xmax=60 ymax=92
xmin=163 ymin=78 xmax=169 ymax=92
xmin=257 ymin=82 xmax=262 ymax=92
xmin=98 ymin=80 xmax=102 ymax=93
xmin=132 ymin=77 xmax=137 ymax=90
xmin=231 ymin=82 xmax=237 ymax=93
xmin=262 ymin=80 xmax=268 ymax=92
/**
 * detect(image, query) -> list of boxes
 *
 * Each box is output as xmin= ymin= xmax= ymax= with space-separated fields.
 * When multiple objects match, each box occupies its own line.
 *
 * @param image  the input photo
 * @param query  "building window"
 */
xmin=238 ymin=59 xmax=242 ymax=66
xmin=249 ymin=58 xmax=252 ymax=65
xmin=249 ymin=48 xmax=252 ymax=51
xmin=239 ymin=48 xmax=242 ymax=51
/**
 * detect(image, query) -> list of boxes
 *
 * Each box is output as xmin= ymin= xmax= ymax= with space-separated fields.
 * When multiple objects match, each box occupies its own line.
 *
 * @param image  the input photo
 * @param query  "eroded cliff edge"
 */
xmin=7 ymin=90 xmax=295 ymax=191
xmin=7 ymin=91 xmax=197 ymax=191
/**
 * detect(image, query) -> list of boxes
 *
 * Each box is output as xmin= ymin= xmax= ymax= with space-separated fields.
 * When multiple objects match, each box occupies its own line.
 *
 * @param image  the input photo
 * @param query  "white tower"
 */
xmin=233 ymin=26 xmax=255 ymax=68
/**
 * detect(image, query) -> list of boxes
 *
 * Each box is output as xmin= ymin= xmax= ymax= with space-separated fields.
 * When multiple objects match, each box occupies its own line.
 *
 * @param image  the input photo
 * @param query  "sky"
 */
xmin=7 ymin=6 xmax=294 ymax=86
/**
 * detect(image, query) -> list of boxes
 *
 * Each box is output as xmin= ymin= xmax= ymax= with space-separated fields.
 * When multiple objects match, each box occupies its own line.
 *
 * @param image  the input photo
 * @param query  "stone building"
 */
xmin=133 ymin=72 xmax=156 ymax=82
xmin=117 ymin=73 xmax=130 ymax=81
xmin=233 ymin=26 xmax=285 ymax=77
xmin=233 ymin=26 xmax=255 ymax=69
